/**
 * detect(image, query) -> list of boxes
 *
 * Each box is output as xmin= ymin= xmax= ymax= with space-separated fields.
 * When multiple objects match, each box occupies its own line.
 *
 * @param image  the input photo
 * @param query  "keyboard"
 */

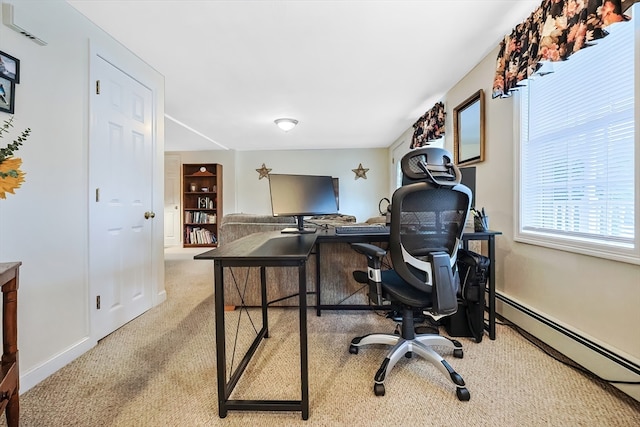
xmin=335 ymin=225 xmax=390 ymax=235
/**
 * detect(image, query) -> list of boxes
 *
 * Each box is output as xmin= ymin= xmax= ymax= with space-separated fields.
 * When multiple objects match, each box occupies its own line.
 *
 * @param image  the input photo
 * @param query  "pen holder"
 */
xmin=474 ymin=215 xmax=489 ymax=232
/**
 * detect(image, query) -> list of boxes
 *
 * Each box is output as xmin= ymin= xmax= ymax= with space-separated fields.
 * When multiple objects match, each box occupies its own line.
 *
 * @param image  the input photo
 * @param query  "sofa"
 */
xmin=218 ymin=213 xmax=384 ymax=307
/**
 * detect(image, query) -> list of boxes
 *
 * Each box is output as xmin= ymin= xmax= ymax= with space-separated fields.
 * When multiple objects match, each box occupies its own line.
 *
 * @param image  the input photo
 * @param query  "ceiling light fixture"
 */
xmin=274 ymin=118 xmax=298 ymax=132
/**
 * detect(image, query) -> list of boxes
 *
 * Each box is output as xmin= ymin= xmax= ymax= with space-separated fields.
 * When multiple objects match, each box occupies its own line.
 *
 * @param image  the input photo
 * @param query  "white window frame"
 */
xmin=514 ymin=10 xmax=640 ymax=265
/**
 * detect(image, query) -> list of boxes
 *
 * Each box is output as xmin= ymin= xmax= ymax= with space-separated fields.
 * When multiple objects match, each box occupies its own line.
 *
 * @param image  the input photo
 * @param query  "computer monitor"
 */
xmin=459 ymin=166 xmax=476 ymax=208
xmin=269 ymin=174 xmax=339 ymax=233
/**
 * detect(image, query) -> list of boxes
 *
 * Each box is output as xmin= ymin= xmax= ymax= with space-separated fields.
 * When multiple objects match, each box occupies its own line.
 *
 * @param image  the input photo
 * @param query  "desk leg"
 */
xmin=315 ymin=243 xmax=321 ymax=317
xmin=214 ymin=261 xmax=228 ymax=418
xmin=487 ymin=237 xmax=496 ymax=340
xmin=462 ymin=236 xmax=497 ymax=340
xmin=260 ymin=267 xmax=269 ymax=338
xmin=299 ymin=262 xmax=309 ymax=420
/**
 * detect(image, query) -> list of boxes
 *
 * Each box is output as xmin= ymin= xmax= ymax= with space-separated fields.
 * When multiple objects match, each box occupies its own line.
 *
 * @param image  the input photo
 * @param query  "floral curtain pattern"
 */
xmin=410 ymin=101 xmax=445 ymax=149
xmin=493 ymin=0 xmax=632 ymax=98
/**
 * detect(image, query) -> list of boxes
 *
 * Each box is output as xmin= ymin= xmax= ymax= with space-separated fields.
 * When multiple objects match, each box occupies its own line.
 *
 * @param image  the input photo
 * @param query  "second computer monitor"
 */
xmin=459 ymin=166 xmax=476 ymax=208
xmin=269 ymin=174 xmax=338 ymax=233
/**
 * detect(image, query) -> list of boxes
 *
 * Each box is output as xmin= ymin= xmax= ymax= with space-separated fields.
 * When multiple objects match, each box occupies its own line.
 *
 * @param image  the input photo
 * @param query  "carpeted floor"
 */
xmin=7 ymin=257 xmax=640 ymax=426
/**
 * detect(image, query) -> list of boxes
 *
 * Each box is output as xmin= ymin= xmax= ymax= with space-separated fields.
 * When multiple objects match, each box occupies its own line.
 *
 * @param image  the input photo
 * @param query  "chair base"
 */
xmin=349 ymin=332 xmax=470 ymax=401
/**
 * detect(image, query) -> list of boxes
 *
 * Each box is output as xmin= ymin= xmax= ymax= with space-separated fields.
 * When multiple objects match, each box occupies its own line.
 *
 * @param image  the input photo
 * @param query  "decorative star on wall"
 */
xmin=256 ymin=163 xmax=272 ymax=180
xmin=352 ymin=163 xmax=369 ymax=180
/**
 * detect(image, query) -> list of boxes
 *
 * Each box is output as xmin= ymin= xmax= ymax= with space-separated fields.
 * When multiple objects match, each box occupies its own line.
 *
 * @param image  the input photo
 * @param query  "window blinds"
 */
xmin=519 ymin=19 xmax=635 ymax=248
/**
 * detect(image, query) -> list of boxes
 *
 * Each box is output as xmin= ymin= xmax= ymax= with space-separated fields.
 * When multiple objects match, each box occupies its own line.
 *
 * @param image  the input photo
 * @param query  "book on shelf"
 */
xmin=185 ymin=226 xmax=217 ymax=245
xmin=185 ymin=211 xmax=216 ymax=224
xmin=196 ymin=196 xmax=215 ymax=210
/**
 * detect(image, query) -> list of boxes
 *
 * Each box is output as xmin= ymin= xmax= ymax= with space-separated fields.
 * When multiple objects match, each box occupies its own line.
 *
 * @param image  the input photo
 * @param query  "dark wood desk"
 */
xmin=195 ymin=228 xmax=501 ymax=419
xmin=195 ymin=232 xmax=316 ymax=420
xmin=313 ymin=228 xmax=502 ymax=340
xmin=0 ymin=262 xmax=20 ymax=427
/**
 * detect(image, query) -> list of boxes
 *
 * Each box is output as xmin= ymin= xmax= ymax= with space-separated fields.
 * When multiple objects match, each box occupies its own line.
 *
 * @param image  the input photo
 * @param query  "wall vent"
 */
xmin=2 ymin=2 xmax=47 ymax=46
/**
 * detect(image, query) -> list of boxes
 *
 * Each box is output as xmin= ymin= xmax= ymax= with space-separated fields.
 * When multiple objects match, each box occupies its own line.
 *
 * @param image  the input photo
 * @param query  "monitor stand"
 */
xmin=281 ymin=215 xmax=316 ymax=234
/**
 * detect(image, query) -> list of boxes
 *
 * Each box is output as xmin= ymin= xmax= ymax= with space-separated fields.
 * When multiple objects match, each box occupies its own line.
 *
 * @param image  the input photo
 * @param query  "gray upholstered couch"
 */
xmin=218 ymin=213 xmax=381 ymax=307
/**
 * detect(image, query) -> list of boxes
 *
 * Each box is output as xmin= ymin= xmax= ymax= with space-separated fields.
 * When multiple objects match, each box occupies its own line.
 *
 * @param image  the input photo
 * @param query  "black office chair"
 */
xmin=349 ymin=147 xmax=472 ymax=401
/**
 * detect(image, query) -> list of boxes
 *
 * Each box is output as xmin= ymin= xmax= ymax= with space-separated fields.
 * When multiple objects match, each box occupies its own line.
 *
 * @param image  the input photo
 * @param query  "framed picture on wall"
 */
xmin=0 ymin=51 xmax=19 ymax=83
xmin=453 ymin=89 xmax=485 ymax=166
xmin=0 ymin=76 xmax=15 ymax=114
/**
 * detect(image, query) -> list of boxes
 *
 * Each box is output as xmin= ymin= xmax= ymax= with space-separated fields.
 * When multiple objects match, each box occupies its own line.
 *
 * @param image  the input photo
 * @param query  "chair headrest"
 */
xmin=400 ymin=147 xmax=461 ymax=187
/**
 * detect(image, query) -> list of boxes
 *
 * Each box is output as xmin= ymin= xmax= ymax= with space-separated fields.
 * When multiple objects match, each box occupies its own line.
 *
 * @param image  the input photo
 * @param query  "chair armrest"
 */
xmin=428 ymin=251 xmax=458 ymax=315
xmin=350 ymin=243 xmax=388 ymax=306
xmin=351 ymin=243 xmax=387 ymax=260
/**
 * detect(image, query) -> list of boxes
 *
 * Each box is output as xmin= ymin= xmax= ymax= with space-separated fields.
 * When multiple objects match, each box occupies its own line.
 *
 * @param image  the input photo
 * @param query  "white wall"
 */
xmin=169 ymin=149 xmax=237 ymax=216
xmin=439 ymin=44 xmax=640 ymax=390
xmin=235 ymin=149 xmax=388 ymax=222
xmin=387 ymin=126 xmax=446 ymax=194
xmin=167 ymin=148 xmax=389 ymax=224
xmin=171 ymin=58 xmax=640 ymax=374
xmin=382 ymin=36 xmax=639 ymax=398
xmin=6 ymin=0 xmax=636 ymax=397
xmin=0 ymin=0 xmax=164 ymax=391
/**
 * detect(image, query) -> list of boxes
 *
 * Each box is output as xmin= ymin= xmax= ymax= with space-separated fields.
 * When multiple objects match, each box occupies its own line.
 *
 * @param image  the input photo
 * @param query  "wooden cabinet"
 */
xmin=182 ymin=163 xmax=223 ymax=247
xmin=0 ymin=262 xmax=20 ymax=427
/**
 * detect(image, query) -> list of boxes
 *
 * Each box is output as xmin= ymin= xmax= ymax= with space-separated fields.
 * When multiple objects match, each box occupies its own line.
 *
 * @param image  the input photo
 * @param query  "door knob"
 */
xmin=144 ymin=211 xmax=156 ymax=219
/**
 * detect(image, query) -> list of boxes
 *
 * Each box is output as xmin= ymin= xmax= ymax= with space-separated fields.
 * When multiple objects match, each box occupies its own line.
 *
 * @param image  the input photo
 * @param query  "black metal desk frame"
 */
xmin=461 ymin=230 xmax=502 ymax=340
xmin=313 ymin=229 xmax=502 ymax=340
xmin=195 ymin=232 xmax=317 ymax=420
xmin=313 ymin=230 xmax=389 ymax=315
xmin=196 ymin=228 xmax=502 ymax=420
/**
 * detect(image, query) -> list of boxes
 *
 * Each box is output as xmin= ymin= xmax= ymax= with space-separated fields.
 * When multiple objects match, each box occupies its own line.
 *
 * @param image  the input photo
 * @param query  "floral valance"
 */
xmin=493 ymin=0 xmax=632 ymax=98
xmin=410 ymin=101 xmax=445 ymax=149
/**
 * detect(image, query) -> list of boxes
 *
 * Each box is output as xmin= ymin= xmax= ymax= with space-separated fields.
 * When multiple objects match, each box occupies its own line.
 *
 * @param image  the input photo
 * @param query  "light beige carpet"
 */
xmin=7 ymin=257 xmax=640 ymax=426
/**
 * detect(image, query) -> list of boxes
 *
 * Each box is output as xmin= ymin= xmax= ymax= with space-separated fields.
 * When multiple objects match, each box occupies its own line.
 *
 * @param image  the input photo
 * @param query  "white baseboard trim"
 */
xmin=155 ymin=289 xmax=167 ymax=306
xmin=21 ymin=292 xmax=166 ymax=394
xmin=19 ymin=336 xmax=96 ymax=394
xmin=497 ymin=292 xmax=640 ymax=402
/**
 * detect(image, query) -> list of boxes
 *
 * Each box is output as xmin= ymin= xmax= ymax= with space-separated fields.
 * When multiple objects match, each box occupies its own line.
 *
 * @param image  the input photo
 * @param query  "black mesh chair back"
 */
xmin=389 ymin=182 xmax=471 ymax=314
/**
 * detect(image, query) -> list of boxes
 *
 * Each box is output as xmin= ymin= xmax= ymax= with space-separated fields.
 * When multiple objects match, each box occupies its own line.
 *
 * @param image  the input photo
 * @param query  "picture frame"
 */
xmin=0 ymin=51 xmax=19 ymax=83
xmin=0 ymin=76 xmax=15 ymax=114
xmin=453 ymin=89 xmax=485 ymax=166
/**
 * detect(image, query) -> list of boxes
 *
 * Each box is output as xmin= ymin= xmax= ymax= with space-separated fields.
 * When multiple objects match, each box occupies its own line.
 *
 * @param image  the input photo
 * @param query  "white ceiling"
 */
xmin=67 ymin=0 xmax=540 ymax=152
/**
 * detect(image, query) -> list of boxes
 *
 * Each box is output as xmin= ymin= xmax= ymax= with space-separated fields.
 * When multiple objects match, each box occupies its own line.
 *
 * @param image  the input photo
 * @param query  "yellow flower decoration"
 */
xmin=0 ymin=157 xmax=25 ymax=199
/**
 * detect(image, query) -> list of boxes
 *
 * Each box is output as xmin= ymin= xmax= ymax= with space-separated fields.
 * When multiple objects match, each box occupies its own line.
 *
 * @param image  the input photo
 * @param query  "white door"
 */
xmin=89 ymin=55 xmax=155 ymax=340
xmin=164 ymin=153 xmax=181 ymax=246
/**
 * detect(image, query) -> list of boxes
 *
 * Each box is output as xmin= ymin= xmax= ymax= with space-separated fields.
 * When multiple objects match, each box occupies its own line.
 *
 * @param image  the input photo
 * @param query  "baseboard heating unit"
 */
xmin=496 ymin=292 xmax=640 ymax=402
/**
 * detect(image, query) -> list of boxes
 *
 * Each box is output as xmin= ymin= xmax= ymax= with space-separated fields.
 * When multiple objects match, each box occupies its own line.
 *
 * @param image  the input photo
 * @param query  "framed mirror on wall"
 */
xmin=453 ymin=89 xmax=485 ymax=166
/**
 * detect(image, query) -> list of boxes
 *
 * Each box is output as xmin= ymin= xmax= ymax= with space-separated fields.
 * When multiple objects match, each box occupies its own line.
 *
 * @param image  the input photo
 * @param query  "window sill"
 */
xmin=514 ymin=231 xmax=640 ymax=265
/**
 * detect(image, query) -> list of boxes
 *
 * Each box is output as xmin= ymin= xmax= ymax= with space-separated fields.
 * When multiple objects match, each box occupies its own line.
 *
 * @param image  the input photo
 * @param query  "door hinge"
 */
xmin=96 ymin=80 xmax=100 ymax=95
xmin=96 ymin=295 xmax=101 ymax=310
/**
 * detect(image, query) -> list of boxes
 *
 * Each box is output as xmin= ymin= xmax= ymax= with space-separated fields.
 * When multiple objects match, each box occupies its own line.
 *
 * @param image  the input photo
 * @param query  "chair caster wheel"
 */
xmin=456 ymin=387 xmax=470 ymax=401
xmin=453 ymin=349 xmax=463 ymax=358
xmin=349 ymin=345 xmax=358 ymax=354
xmin=374 ymin=383 xmax=385 ymax=396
